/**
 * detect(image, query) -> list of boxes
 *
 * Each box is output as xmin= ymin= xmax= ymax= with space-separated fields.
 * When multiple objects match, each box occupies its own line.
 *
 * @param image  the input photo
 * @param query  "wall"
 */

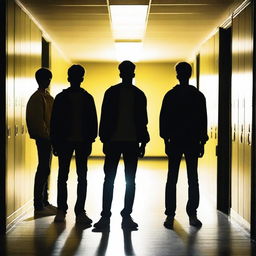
xmin=78 ymin=62 xmax=180 ymax=157
xmin=6 ymin=1 xmax=70 ymax=227
xmin=198 ymin=33 xmax=219 ymax=206
xmin=231 ymin=3 xmax=253 ymax=227
xmin=6 ymin=0 xmax=42 ymax=226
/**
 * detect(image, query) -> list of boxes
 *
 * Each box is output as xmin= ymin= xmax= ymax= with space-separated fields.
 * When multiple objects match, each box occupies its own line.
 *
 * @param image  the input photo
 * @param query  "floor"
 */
xmin=2 ymin=159 xmax=256 ymax=256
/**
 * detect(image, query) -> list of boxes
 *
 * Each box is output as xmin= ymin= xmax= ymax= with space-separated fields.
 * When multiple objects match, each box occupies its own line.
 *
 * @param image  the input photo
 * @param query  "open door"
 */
xmin=217 ymin=27 xmax=232 ymax=214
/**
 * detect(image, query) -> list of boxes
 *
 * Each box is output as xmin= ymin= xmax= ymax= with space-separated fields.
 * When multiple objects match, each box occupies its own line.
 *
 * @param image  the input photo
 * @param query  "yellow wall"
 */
xmin=78 ymin=61 xmax=186 ymax=156
xmin=49 ymin=45 xmax=71 ymax=97
xmin=6 ymin=1 xmax=42 ymax=225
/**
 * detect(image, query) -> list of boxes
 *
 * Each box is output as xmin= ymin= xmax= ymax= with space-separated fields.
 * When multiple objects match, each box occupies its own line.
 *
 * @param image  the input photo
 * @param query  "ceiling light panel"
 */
xmin=110 ymin=5 xmax=148 ymax=40
xmin=109 ymin=0 xmax=149 ymax=4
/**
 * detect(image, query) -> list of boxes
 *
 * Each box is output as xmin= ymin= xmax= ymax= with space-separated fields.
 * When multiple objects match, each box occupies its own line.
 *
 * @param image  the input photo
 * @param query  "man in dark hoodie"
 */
xmin=160 ymin=62 xmax=208 ymax=229
xmin=50 ymin=64 xmax=97 ymax=224
xmin=94 ymin=60 xmax=150 ymax=230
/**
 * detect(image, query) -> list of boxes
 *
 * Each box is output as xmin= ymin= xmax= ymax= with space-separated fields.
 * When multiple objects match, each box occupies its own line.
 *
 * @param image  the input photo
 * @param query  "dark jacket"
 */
xmin=99 ymin=83 xmax=150 ymax=143
xmin=160 ymin=84 xmax=208 ymax=144
xmin=50 ymin=87 xmax=98 ymax=147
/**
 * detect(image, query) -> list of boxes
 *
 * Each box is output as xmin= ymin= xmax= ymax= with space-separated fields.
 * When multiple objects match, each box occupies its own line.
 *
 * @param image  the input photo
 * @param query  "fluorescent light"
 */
xmin=115 ymin=42 xmax=143 ymax=62
xmin=110 ymin=5 xmax=148 ymax=40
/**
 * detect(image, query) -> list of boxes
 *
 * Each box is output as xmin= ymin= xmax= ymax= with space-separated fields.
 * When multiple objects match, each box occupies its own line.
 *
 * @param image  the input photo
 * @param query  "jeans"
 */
xmin=101 ymin=141 xmax=139 ymax=218
xmin=34 ymin=139 xmax=52 ymax=210
xmin=57 ymin=141 xmax=92 ymax=215
xmin=165 ymin=142 xmax=200 ymax=217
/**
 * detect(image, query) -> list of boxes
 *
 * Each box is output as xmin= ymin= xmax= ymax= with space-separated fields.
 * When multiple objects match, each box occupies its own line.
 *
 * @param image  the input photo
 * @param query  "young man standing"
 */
xmin=26 ymin=68 xmax=56 ymax=216
xmin=51 ymin=65 xmax=97 ymax=224
xmin=94 ymin=60 xmax=150 ymax=230
xmin=160 ymin=62 xmax=208 ymax=229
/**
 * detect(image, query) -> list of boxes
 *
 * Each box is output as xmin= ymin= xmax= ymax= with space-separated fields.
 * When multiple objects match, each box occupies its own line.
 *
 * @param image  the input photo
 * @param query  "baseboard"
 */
xmin=6 ymin=200 xmax=33 ymax=233
xmin=230 ymin=208 xmax=250 ymax=235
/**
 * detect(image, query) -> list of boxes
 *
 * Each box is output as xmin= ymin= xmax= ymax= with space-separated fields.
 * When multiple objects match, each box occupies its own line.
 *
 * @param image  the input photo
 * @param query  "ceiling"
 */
xmin=19 ymin=0 xmax=243 ymax=63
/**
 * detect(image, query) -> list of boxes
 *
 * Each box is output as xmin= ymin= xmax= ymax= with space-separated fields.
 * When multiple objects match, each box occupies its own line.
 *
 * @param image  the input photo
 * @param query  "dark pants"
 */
xmin=165 ymin=142 xmax=199 ymax=218
xmin=101 ymin=141 xmax=139 ymax=218
xmin=34 ymin=139 xmax=52 ymax=210
xmin=57 ymin=141 xmax=92 ymax=215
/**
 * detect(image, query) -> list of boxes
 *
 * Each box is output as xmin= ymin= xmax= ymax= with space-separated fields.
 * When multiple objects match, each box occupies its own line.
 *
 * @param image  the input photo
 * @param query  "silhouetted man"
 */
xmin=160 ymin=62 xmax=208 ymax=229
xmin=94 ymin=60 xmax=150 ymax=230
xmin=26 ymin=68 xmax=57 ymax=216
xmin=50 ymin=65 xmax=97 ymax=224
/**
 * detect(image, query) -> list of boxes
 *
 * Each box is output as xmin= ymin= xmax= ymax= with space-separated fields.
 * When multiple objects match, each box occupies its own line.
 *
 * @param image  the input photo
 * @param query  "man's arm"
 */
xmin=26 ymin=95 xmax=48 ymax=139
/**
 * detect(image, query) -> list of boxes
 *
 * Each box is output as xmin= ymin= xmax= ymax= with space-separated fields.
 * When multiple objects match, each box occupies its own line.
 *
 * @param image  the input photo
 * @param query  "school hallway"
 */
xmin=1 ymin=0 xmax=256 ymax=255
xmin=2 ymin=159 xmax=255 ymax=256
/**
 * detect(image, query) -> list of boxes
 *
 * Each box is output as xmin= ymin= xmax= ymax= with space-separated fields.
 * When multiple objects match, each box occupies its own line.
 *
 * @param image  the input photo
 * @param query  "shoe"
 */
xmin=76 ymin=212 xmax=92 ymax=225
xmin=189 ymin=216 xmax=202 ymax=228
xmin=45 ymin=204 xmax=57 ymax=213
xmin=164 ymin=216 xmax=174 ymax=229
xmin=54 ymin=210 xmax=66 ymax=223
xmin=34 ymin=207 xmax=56 ymax=217
xmin=93 ymin=217 xmax=110 ymax=230
xmin=121 ymin=216 xmax=138 ymax=230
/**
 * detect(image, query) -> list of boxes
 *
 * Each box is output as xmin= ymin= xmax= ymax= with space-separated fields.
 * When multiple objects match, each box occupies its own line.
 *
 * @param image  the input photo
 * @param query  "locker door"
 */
xmin=243 ymin=5 xmax=253 ymax=224
xmin=14 ymin=4 xmax=22 ymax=212
xmin=6 ymin=0 xmax=15 ymax=220
xmin=231 ymin=16 xmax=239 ymax=214
xmin=237 ymin=10 xmax=245 ymax=218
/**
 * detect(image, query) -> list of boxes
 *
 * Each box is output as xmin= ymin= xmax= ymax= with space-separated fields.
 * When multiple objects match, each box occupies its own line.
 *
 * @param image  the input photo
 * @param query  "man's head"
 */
xmin=35 ymin=68 xmax=52 ymax=89
xmin=68 ymin=65 xmax=85 ymax=85
xmin=175 ymin=62 xmax=192 ymax=82
xmin=118 ymin=60 xmax=136 ymax=80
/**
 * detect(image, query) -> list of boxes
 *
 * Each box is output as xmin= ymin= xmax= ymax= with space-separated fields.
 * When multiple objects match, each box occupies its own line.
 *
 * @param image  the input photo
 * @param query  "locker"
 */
xmin=231 ymin=3 xmax=253 ymax=225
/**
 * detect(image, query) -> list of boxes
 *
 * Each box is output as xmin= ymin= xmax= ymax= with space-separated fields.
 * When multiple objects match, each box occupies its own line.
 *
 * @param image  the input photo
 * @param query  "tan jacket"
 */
xmin=26 ymin=89 xmax=54 ymax=139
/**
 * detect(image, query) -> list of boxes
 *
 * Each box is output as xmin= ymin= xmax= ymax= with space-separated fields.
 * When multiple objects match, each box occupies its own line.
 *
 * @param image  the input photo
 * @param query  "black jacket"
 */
xmin=99 ymin=83 xmax=150 ymax=143
xmin=160 ymin=84 xmax=208 ymax=144
xmin=50 ymin=87 xmax=98 ymax=147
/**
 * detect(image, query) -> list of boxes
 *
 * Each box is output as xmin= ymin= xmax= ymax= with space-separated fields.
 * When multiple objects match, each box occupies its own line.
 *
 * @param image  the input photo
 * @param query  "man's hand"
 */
xmin=52 ymin=146 xmax=58 ymax=156
xmin=164 ymin=139 xmax=171 ymax=156
xmin=198 ymin=144 xmax=204 ymax=158
xmin=138 ymin=143 xmax=146 ymax=158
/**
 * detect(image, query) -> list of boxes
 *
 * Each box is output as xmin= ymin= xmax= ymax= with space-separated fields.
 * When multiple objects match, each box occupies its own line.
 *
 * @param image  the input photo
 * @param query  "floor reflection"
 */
xmin=5 ymin=159 xmax=255 ymax=256
xmin=94 ymin=231 xmax=109 ymax=256
xmin=123 ymin=230 xmax=136 ymax=256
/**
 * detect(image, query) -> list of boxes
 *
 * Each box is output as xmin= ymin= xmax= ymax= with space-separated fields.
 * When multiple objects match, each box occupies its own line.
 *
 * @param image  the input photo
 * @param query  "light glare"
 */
xmin=115 ymin=42 xmax=143 ymax=62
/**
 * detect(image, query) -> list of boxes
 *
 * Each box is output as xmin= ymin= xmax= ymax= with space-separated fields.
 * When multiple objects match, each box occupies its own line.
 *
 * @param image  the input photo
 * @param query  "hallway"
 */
xmin=2 ymin=0 xmax=256 ymax=254
xmin=3 ymin=159 xmax=255 ymax=256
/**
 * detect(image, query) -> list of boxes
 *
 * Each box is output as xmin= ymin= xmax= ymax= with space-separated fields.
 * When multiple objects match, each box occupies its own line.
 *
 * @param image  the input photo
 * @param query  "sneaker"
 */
xmin=164 ymin=216 xmax=174 ymax=229
xmin=121 ymin=216 xmax=138 ymax=230
xmin=34 ymin=207 xmax=56 ymax=217
xmin=189 ymin=216 xmax=202 ymax=228
xmin=54 ymin=210 xmax=66 ymax=223
xmin=76 ymin=212 xmax=92 ymax=225
xmin=45 ymin=204 xmax=57 ymax=213
xmin=93 ymin=217 xmax=110 ymax=230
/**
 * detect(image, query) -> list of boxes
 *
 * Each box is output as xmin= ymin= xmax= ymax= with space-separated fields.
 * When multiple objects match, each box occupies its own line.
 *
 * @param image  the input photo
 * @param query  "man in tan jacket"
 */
xmin=26 ymin=68 xmax=56 ymax=216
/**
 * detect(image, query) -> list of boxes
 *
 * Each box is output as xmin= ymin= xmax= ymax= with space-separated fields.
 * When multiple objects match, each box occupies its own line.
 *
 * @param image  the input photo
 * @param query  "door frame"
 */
xmin=216 ymin=27 xmax=232 ymax=214
xmin=251 ymin=0 xmax=256 ymax=241
xmin=0 ymin=0 xmax=7 ymax=236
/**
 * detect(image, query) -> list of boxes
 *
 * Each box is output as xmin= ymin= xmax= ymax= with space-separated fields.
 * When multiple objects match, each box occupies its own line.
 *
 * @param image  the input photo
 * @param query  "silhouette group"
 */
xmin=26 ymin=61 xmax=208 ymax=230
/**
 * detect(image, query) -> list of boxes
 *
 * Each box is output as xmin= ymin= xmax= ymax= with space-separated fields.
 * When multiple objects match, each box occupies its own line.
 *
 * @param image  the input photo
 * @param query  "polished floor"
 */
xmin=3 ymin=159 xmax=256 ymax=256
